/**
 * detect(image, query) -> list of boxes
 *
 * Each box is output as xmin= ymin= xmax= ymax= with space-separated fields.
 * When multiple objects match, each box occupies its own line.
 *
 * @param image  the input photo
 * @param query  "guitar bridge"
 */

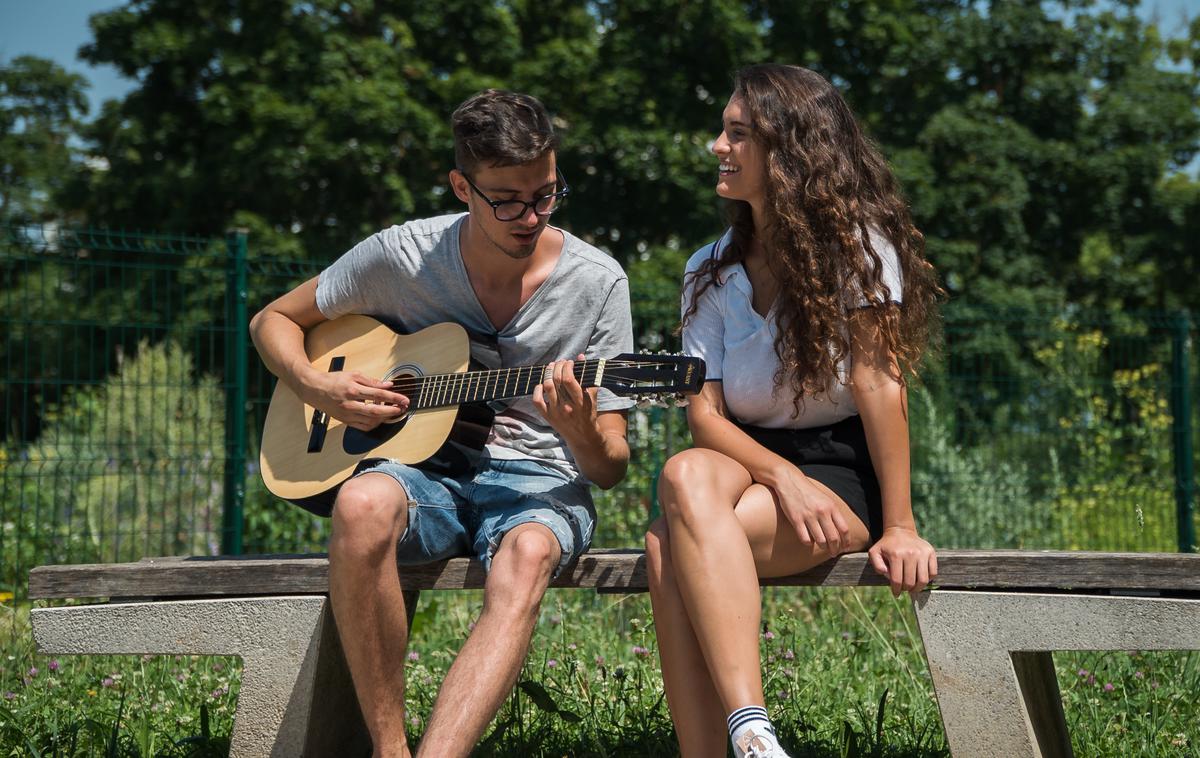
xmin=307 ymin=356 xmax=345 ymax=453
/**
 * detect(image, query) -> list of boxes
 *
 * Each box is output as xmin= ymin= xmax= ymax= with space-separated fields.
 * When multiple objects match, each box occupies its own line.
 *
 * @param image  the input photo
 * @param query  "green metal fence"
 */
xmin=1 ymin=224 xmax=1196 ymax=608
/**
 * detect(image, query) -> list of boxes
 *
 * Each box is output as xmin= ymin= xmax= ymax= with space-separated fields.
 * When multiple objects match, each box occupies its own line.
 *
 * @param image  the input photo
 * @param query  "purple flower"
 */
xmin=1086 ymin=675 xmax=1095 ymax=685
xmin=213 ymin=662 xmax=224 ymax=672
xmin=568 ymin=643 xmax=578 ymax=651
xmin=101 ymin=677 xmax=115 ymax=688
xmin=632 ymin=645 xmax=650 ymax=658
xmin=547 ymin=659 xmax=558 ymax=669
xmin=3 ymin=692 xmax=15 ymax=701
xmin=210 ymin=685 xmax=228 ymax=699
xmin=762 ymin=631 xmax=776 ymax=641
xmin=48 ymin=660 xmax=59 ymax=672
xmin=594 ymin=655 xmax=606 ymax=666
xmin=549 ymin=615 xmax=562 ymax=626
xmin=1077 ymin=669 xmax=1089 ymax=678
xmin=407 ymin=651 xmax=420 ymax=662
xmin=1134 ymin=671 xmax=1144 ymax=679
xmin=841 ymin=632 xmax=853 ymax=641
xmin=176 ymin=673 xmax=187 ymax=682
xmin=1103 ymin=683 xmax=1115 ymax=692
xmin=27 ymin=667 xmax=37 ymax=678
xmin=783 ymin=649 xmax=795 ymax=661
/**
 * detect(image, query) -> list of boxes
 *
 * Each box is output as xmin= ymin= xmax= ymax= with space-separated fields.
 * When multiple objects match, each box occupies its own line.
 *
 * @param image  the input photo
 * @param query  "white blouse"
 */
xmin=680 ymin=229 xmax=903 ymax=429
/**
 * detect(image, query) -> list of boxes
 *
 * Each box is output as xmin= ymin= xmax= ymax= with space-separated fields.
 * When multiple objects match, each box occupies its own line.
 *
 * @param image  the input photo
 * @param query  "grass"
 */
xmin=3 ymin=587 xmax=1198 ymax=756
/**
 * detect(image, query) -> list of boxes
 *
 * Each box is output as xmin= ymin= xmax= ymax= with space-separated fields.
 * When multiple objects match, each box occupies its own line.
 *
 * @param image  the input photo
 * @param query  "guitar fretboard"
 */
xmin=393 ymin=359 xmax=606 ymax=410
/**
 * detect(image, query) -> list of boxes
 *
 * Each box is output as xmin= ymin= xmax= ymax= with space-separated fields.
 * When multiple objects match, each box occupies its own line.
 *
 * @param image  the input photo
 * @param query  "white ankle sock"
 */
xmin=727 ymin=705 xmax=780 ymax=756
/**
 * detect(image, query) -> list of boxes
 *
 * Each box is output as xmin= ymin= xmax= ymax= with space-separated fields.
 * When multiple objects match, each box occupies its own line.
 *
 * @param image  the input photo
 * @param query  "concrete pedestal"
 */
xmin=914 ymin=590 xmax=1200 ymax=758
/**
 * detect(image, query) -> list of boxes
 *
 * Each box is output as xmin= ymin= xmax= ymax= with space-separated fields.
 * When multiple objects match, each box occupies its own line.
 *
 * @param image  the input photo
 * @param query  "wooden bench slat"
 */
xmin=27 ymin=549 xmax=1200 ymax=600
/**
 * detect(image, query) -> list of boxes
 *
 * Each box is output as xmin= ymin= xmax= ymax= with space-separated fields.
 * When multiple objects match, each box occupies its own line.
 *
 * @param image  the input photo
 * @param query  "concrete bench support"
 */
xmin=913 ymin=590 xmax=1200 ymax=758
xmin=30 ymin=596 xmax=372 ymax=757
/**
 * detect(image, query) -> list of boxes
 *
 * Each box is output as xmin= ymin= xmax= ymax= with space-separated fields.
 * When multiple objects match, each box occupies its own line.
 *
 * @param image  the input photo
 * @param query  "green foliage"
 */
xmin=1 ymin=339 xmax=224 ymax=592
xmin=0 ymin=56 xmax=88 ymax=222
xmin=47 ymin=0 xmax=1198 ymax=314
xmin=910 ymin=389 xmax=1050 ymax=549
xmin=1034 ymin=323 xmax=1178 ymax=551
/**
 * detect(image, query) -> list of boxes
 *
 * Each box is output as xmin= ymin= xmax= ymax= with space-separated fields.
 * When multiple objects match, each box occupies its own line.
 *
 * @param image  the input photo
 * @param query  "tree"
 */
xmin=0 ymin=56 xmax=88 ymax=222
xmin=57 ymin=0 xmax=1200 ymax=312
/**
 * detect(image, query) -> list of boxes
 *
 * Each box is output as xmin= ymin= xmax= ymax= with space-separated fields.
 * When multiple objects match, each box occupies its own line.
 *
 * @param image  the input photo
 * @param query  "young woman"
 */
xmin=646 ymin=64 xmax=942 ymax=758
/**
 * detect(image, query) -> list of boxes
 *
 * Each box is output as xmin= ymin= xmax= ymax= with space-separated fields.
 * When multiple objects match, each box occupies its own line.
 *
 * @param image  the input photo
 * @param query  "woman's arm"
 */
xmin=849 ymin=309 xmax=938 ymax=596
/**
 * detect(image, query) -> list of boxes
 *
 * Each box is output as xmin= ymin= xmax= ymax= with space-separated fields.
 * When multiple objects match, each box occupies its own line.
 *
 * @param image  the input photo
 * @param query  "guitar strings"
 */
xmin=386 ymin=360 xmax=681 ymax=392
xmin=382 ymin=359 xmax=688 ymax=407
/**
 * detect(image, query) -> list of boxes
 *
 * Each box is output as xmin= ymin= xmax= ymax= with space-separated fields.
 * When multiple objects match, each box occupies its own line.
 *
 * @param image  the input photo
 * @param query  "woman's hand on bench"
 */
xmin=868 ymin=526 xmax=938 ymax=597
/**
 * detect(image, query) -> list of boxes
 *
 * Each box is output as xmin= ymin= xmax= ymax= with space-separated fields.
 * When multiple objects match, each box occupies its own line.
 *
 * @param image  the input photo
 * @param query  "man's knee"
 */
xmin=503 ymin=526 xmax=559 ymax=578
xmin=486 ymin=525 xmax=560 ymax=611
xmin=331 ymin=475 xmax=408 ymax=559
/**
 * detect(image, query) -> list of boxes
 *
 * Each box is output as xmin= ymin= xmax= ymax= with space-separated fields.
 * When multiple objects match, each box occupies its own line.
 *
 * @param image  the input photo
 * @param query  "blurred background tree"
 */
xmin=0 ymin=0 xmax=1191 ymax=312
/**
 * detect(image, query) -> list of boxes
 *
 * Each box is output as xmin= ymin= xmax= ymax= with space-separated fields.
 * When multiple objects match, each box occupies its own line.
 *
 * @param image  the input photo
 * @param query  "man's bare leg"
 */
xmin=329 ymin=473 xmax=413 ymax=758
xmin=415 ymin=522 xmax=561 ymax=757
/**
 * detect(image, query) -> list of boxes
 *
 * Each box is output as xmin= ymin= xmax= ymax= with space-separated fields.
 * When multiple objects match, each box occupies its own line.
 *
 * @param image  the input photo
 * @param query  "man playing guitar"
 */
xmin=250 ymin=89 xmax=633 ymax=757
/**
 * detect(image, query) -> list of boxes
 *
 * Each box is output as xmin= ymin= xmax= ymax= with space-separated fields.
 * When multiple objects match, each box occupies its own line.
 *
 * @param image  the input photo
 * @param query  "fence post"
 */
xmin=1170 ymin=310 xmax=1196 ymax=553
xmin=223 ymin=229 xmax=249 ymax=555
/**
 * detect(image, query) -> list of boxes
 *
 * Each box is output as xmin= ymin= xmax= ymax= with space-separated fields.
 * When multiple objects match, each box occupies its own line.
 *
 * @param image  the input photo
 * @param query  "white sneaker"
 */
xmin=734 ymin=727 xmax=792 ymax=758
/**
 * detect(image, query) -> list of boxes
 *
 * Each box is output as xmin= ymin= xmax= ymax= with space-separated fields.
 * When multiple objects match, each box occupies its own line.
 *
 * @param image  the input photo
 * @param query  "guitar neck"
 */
xmin=396 ymin=359 xmax=607 ymax=411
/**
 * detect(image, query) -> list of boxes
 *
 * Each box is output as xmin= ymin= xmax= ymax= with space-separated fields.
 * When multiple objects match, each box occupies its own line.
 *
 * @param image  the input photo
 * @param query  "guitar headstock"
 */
xmin=599 ymin=353 xmax=706 ymax=400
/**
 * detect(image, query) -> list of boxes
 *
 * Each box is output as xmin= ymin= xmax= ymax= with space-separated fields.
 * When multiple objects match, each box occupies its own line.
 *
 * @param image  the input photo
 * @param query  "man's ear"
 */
xmin=448 ymin=169 xmax=471 ymax=204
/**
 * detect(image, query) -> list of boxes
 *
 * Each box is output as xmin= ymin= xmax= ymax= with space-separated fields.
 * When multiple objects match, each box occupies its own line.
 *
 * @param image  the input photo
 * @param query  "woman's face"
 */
xmin=711 ymin=95 xmax=766 ymax=208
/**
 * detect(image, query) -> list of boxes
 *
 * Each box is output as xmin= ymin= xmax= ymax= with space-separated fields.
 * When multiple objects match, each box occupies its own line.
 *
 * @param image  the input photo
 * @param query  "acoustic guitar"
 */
xmin=260 ymin=315 xmax=705 ymax=503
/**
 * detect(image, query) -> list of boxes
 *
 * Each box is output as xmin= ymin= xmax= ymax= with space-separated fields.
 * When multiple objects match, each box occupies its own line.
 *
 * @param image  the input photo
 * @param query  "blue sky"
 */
xmin=1 ymin=0 xmax=1198 ymax=114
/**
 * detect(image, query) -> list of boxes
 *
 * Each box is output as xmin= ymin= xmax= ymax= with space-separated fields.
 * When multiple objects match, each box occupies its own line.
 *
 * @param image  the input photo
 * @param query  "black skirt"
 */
xmin=734 ymin=414 xmax=884 ymax=542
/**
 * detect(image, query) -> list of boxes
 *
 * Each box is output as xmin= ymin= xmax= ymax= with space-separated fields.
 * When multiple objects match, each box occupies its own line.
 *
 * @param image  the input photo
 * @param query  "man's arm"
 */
xmin=250 ymin=276 xmax=409 ymax=431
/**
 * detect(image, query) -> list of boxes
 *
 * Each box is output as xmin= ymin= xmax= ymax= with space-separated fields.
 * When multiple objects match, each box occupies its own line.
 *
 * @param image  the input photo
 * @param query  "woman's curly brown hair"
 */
xmin=684 ymin=63 xmax=943 ymax=417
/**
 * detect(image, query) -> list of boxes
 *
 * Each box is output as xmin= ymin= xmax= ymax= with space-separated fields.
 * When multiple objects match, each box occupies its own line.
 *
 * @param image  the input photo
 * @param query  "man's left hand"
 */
xmin=532 ymin=354 xmax=599 ymax=441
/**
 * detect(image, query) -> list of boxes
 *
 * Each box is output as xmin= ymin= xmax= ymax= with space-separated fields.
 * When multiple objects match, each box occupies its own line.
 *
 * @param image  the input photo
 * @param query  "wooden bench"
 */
xmin=29 ymin=549 xmax=1200 ymax=758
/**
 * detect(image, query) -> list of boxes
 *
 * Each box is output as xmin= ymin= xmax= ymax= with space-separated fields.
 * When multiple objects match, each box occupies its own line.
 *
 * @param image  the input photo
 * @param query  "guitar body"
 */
xmin=260 ymin=316 xmax=470 ymax=503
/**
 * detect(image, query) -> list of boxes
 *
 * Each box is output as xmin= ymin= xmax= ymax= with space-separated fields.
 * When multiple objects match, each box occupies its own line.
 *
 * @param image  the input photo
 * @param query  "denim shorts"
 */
xmin=351 ymin=457 xmax=596 ymax=578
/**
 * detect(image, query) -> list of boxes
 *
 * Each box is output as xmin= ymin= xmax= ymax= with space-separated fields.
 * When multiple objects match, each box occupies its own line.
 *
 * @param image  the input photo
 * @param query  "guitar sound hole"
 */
xmin=341 ymin=365 xmax=419 ymax=455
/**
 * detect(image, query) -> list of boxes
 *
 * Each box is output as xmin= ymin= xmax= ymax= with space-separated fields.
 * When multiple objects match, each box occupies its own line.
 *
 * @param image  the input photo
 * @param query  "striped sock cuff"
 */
xmin=727 ymin=705 xmax=770 ymax=735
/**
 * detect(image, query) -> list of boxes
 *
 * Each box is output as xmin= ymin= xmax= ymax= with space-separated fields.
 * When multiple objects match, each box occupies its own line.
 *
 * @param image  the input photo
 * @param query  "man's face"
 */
xmin=453 ymin=154 xmax=559 ymax=260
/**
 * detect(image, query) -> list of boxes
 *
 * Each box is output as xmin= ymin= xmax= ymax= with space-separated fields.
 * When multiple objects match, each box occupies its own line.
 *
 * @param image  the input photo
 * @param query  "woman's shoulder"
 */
xmin=684 ymin=229 xmax=734 ymax=275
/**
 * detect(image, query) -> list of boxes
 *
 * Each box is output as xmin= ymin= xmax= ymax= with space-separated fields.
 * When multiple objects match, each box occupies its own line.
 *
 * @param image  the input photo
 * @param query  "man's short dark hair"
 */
xmin=451 ymin=89 xmax=558 ymax=173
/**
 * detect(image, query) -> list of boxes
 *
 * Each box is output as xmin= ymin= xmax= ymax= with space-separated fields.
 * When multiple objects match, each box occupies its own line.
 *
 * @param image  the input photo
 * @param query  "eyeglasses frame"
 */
xmin=458 ymin=167 xmax=570 ymax=222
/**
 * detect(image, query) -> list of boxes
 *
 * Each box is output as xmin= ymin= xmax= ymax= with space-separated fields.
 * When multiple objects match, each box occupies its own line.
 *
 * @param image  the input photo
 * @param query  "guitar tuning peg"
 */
xmin=636 ymin=397 xmax=653 ymax=410
xmin=673 ymin=394 xmax=690 ymax=408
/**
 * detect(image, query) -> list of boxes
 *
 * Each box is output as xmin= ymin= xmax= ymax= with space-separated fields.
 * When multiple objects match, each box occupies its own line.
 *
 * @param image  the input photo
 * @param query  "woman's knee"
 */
xmin=656 ymin=450 xmax=728 ymax=528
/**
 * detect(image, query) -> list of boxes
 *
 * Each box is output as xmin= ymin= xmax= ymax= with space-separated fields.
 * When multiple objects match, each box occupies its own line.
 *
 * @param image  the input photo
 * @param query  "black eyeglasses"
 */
xmin=459 ymin=168 xmax=570 ymax=222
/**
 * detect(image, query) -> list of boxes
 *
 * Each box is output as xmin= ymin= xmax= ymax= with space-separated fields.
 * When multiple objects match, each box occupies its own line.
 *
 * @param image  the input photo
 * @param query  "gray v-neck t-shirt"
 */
xmin=315 ymin=213 xmax=635 ymax=481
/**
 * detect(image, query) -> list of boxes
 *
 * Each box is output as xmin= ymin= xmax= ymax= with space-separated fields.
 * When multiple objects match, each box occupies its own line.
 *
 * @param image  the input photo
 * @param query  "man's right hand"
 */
xmin=301 ymin=370 xmax=410 ymax=431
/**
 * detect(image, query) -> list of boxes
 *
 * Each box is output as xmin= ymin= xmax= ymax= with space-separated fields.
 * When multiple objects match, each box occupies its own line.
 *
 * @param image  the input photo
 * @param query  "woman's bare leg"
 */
xmin=647 ymin=517 xmax=728 ymax=756
xmin=653 ymin=449 xmax=871 ymax=737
